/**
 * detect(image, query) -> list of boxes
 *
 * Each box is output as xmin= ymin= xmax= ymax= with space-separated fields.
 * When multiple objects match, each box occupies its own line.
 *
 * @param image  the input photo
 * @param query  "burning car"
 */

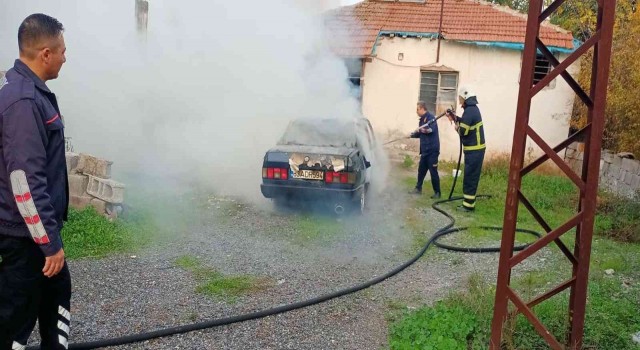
xmin=260 ymin=117 xmax=378 ymax=214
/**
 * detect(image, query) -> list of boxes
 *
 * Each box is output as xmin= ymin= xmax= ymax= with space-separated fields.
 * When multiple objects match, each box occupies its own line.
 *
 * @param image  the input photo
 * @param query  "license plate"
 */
xmin=292 ymin=170 xmax=324 ymax=181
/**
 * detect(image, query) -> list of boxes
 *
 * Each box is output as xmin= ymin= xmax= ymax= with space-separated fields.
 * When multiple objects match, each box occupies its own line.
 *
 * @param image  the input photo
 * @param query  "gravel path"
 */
xmin=27 ymin=180 xmax=549 ymax=349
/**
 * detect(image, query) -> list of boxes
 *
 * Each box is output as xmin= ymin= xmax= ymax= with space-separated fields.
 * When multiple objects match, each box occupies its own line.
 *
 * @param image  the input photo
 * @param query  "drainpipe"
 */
xmin=436 ymin=0 xmax=445 ymax=63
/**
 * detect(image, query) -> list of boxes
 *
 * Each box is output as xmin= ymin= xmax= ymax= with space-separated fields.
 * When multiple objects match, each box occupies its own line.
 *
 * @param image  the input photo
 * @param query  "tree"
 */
xmin=572 ymin=1 xmax=640 ymax=156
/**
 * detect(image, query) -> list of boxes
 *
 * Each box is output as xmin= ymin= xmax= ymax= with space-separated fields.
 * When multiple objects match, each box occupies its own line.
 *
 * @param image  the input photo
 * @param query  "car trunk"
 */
xmin=263 ymin=145 xmax=355 ymax=186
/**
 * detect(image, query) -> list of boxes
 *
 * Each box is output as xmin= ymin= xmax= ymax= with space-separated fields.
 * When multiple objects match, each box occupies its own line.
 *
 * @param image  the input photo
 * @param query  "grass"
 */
xmin=62 ymin=206 xmax=152 ymax=259
xmin=175 ymin=255 xmax=271 ymax=302
xmin=402 ymin=155 xmax=415 ymax=169
xmin=295 ymin=215 xmax=342 ymax=239
xmin=61 ymin=178 xmax=219 ymax=259
xmin=595 ymin=192 xmax=640 ymax=243
xmin=390 ymin=156 xmax=640 ymax=350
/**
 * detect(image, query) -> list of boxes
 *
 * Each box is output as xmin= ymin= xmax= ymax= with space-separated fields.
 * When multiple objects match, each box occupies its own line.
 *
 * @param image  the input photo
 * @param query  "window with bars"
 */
xmin=534 ymin=53 xmax=553 ymax=85
xmin=419 ymin=71 xmax=459 ymax=115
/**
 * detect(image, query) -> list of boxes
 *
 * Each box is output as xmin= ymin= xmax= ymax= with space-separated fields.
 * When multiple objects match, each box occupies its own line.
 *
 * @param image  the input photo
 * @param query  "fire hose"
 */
xmin=28 ymin=127 xmax=541 ymax=350
xmin=383 ymin=109 xmax=452 ymax=146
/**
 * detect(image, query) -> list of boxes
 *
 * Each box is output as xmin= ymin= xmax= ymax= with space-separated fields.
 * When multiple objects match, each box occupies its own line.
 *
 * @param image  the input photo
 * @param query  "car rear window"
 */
xmin=277 ymin=119 xmax=357 ymax=148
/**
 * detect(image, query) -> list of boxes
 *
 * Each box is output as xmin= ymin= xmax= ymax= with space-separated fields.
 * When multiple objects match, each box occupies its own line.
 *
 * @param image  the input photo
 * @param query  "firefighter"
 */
xmin=0 ymin=14 xmax=71 ymax=349
xmin=408 ymin=101 xmax=441 ymax=199
xmin=446 ymin=87 xmax=486 ymax=212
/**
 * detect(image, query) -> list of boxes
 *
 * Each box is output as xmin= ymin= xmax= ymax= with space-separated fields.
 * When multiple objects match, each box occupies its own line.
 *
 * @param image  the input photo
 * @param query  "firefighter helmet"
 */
xmin=458 ymin=86 xmax=476 ymax=100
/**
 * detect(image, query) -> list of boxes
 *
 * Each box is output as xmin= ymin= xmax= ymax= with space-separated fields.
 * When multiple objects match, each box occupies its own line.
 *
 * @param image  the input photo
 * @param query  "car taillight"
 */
xmin=263 ymin=167 xmax=289 ymax=180
xmin=325 ymin=171 xmax=334 ymax=183
xmin=325 ymin=171 xmax=355 ymax=184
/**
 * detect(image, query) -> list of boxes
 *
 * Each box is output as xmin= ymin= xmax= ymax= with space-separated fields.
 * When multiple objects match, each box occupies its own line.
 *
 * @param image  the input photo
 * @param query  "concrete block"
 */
xmin=612 ymin=156 xmax=622 ymax=168
xmin=624 ymin=171 xmax=634 ymax=185
xmin=76 ymin=153 xmax=112 ymax=179
xmin=605 ymin=168 xmax=615 ymax=181
xmin=631 ymin=174 xmax=640 ymax=189
xmin=86 ymin=175 xmax=125 ymax=204
xmin=66 ymin=152 xmax=79 ymax=173
xmin=599 ymin=160 xmax=606 ymax=175
xmin=70 ymin=194 xmax=93 ymax=210
xmin=620 ymin=170 xmax=628 ymax=181
xmin=603 ymin=151 xmax=614 ymax=164
xmin=68 ymin=174 xmax=89 ymax=197
xmin=622 ymin=158 xmax=640 ymax=174
xmin=90 ymin=198 xmax=108 ymax=214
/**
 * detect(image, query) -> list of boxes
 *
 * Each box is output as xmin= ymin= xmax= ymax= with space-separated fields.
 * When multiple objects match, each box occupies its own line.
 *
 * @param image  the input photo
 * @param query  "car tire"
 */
xmin=354 ymin=185 xmax=367 ymax=215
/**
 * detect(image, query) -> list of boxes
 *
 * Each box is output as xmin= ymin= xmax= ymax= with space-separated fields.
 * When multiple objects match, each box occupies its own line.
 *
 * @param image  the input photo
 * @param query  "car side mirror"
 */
xmin=365 ymin=160 xmax=372 ymax=168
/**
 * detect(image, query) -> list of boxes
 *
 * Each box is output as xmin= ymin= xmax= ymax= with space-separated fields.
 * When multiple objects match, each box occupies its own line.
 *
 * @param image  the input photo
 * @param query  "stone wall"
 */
xmin=565 ymin=143 xmax=639 ymax=199
xmin=66 ymin=153 xmax=126 ymax=219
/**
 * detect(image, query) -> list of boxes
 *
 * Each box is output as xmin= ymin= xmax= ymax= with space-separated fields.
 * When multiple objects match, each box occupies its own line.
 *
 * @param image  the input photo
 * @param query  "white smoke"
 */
xmin=0 ymin=0 xmax=375 ymax=202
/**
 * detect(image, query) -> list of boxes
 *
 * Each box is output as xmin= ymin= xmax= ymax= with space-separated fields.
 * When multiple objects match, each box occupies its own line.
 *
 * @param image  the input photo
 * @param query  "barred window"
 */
xmin=419 ymin=71 xmax=458 ymax=115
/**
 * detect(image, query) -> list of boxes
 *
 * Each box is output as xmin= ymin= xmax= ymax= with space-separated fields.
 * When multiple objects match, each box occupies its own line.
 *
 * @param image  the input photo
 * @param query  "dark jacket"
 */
xmin=410 ymin=111 xmax=440 ymax=154
xmin=0 ymin=59 xmax=69 ymax=257
xmin=456 ymin=97 xmax=486 ymax=152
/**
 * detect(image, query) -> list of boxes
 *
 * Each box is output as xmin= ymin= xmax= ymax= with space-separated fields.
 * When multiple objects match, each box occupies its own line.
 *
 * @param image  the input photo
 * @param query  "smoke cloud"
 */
xmin=0 ymin=0 xmax=376 ymax=203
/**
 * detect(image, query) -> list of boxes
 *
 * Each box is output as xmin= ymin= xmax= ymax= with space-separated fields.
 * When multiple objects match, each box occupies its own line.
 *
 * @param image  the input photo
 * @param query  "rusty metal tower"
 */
xmin=490 ymin=0 xmax=617 ymax=349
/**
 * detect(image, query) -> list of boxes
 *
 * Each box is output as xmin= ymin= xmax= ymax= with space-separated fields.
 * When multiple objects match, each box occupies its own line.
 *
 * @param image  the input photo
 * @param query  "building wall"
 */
xmin=361 ymin=37 xmax=579 ymax=160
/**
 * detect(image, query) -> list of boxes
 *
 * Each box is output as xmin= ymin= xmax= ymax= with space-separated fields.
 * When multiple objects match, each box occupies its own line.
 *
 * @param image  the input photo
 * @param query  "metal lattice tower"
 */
xmin=489 ymin=0 xmax=617 ymax=349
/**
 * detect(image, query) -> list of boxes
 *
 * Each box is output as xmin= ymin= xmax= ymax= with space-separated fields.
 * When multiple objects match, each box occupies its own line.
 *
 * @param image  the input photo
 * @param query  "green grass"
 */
xmin=402 ymin=155 xmax=415 ymax=169
xmin=391 ymin=158 xmax=640 ymax=350
xmin=175 ymin=255 xmax=271 ymax=302
xmin=595 ymin=192 xmax=640 ymax=243
xmin=287 ymin=214 xmax=343 ymax=245
xmin=61 ymin=179 xmax=219 ymax=259
xmin=62 ymin=206 xmax=151 ymax=259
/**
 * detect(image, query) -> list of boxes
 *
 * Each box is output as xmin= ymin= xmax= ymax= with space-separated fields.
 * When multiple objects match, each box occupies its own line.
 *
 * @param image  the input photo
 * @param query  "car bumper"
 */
xmin=261 ymin=183 xmax=363 ymax=201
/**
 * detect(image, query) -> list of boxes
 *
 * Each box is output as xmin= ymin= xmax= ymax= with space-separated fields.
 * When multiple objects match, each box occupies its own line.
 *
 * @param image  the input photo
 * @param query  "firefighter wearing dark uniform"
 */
xmin=408 ymin=101 xmax=441 ymax=198
xmin=0 ymin=14 xmax=71 ymax=350
xmin=447 ymin=87 xmax=486 ymax=212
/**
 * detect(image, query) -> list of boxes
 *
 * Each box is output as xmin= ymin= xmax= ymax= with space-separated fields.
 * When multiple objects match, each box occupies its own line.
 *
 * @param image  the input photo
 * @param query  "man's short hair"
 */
xmin=18 ymin=14 xmax=64 ymax=57
xmin=417 ymin=101 xmax=428 ymax=111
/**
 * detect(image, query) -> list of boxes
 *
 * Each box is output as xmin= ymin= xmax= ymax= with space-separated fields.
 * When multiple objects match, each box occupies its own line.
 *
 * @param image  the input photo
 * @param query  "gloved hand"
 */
xmin=446 ymin=109 xmax=456 ymax=124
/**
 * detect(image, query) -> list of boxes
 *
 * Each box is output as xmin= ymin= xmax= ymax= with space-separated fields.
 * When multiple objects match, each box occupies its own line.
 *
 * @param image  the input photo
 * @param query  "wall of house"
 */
xmin=361 ymin=37 xmax=579 ymax=161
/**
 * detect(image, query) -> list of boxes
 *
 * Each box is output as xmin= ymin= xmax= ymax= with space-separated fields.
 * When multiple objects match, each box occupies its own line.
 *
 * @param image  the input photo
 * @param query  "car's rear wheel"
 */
xmin=354 ymin=185 xmax=367 ymax=215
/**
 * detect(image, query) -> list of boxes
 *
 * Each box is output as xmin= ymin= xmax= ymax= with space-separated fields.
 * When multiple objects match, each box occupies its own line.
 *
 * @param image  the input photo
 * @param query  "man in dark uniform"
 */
xmin=446 ymin=87 xmax=486 ymax=212
xmin=408 ymin=101 xmax=441 ymax=199
xmin=0 ymin=14 xmax=71 ymax=349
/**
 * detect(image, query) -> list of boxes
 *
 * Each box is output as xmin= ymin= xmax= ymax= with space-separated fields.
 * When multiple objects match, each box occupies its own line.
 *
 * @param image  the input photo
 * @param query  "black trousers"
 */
xmin=416 ymin=150 xmax=441 ymax=194
xmin=462 ymin=149 xmax=486 ymax=210
xmin=0 ymin=236 xmax=71 ymax=350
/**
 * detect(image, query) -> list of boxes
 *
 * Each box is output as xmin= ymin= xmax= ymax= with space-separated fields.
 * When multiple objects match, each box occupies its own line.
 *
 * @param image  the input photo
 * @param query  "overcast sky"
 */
xmin=341 ymin=0 xmax=361 ymax=5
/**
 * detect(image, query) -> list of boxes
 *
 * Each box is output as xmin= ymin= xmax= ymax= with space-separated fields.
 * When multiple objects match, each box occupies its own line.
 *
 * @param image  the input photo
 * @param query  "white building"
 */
xmin=325 ymin=0 xmax=578 ymax=160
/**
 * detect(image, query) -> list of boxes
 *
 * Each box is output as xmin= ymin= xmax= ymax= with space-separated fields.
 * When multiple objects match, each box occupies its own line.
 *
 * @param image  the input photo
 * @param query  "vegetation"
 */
xmin=391 ymin=157 xmax=640 ymax=349
xmin=175 ymin=255 xmax=271 ymax=302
